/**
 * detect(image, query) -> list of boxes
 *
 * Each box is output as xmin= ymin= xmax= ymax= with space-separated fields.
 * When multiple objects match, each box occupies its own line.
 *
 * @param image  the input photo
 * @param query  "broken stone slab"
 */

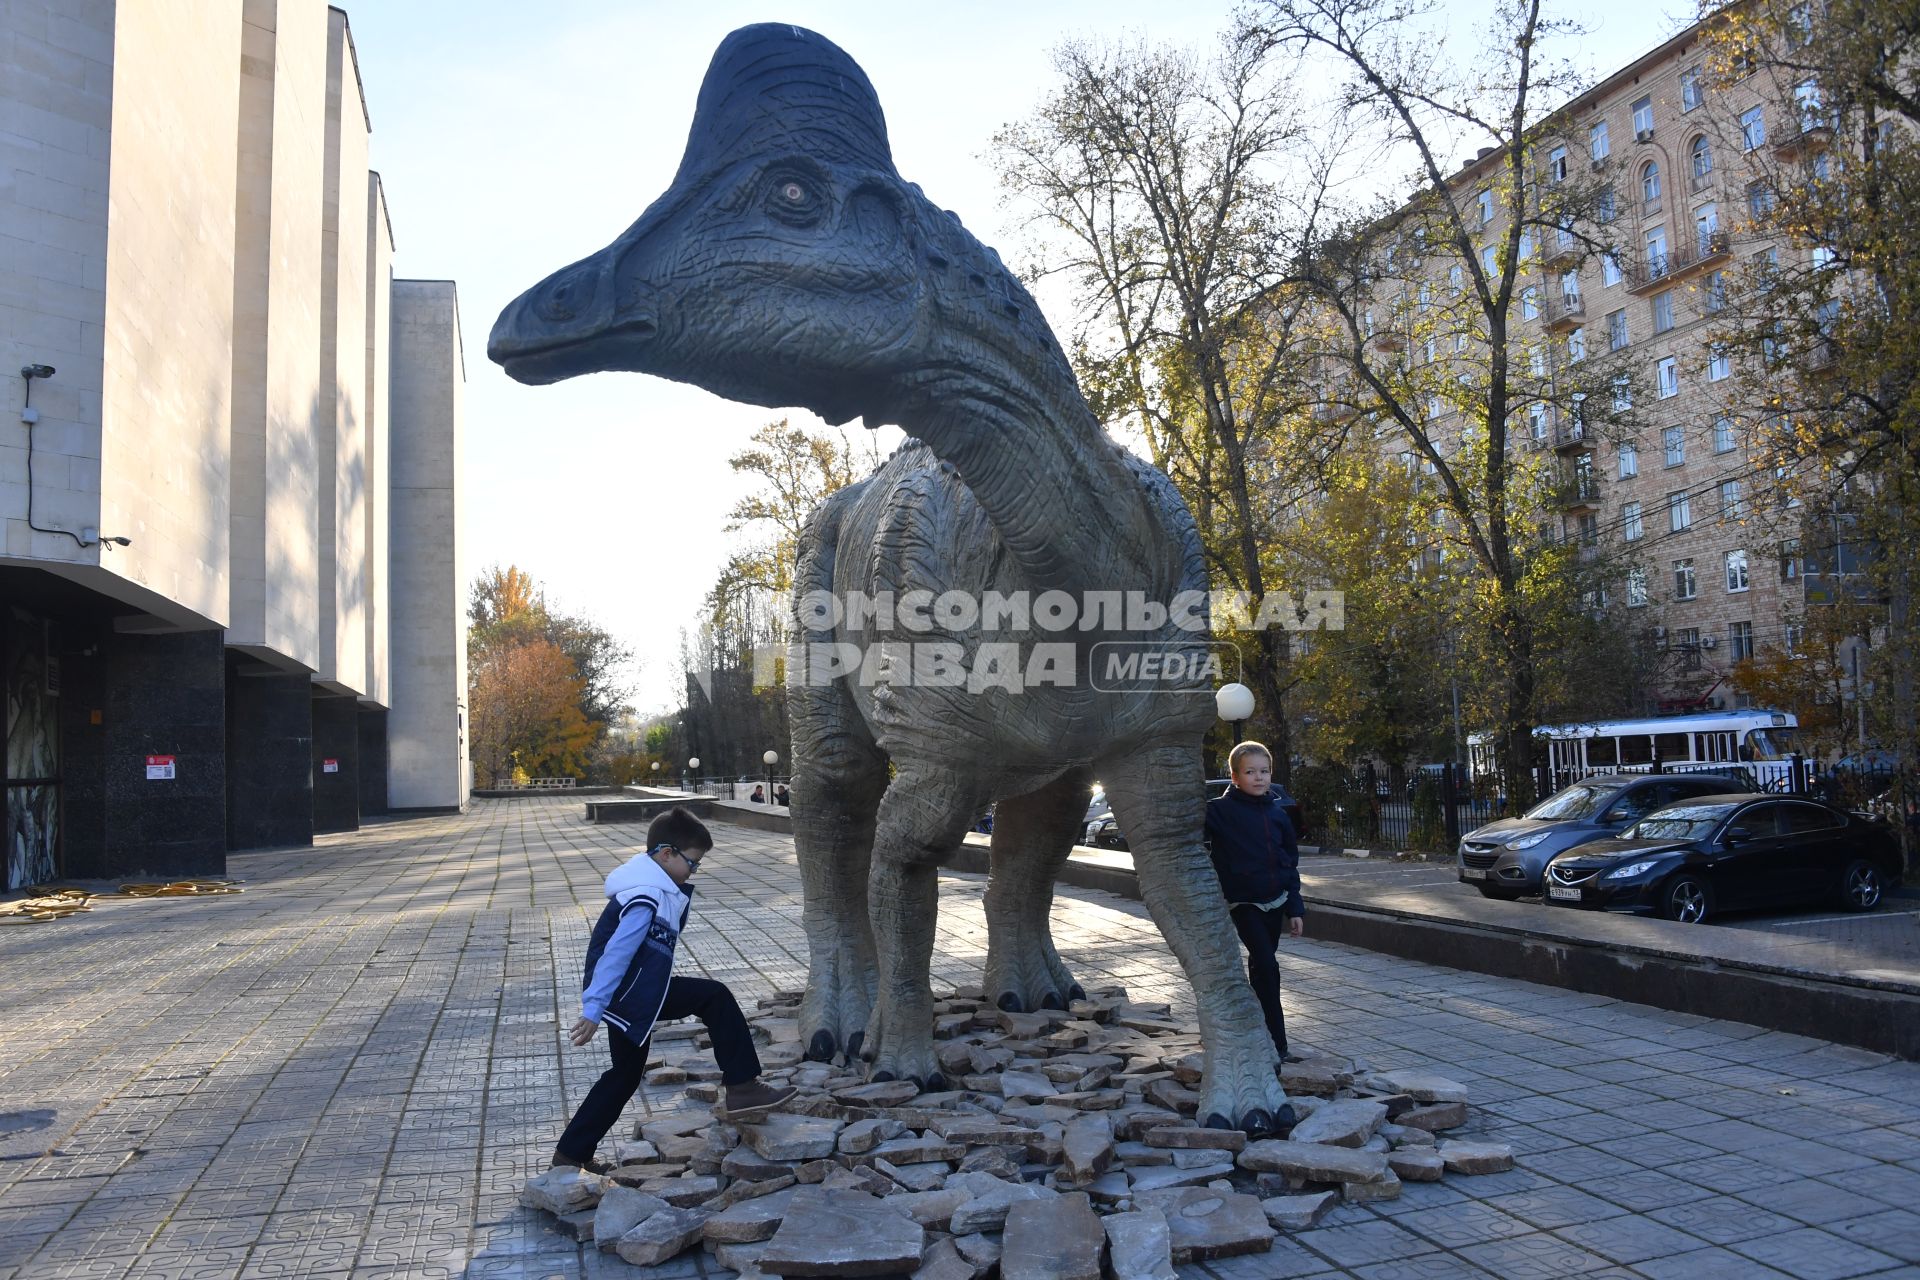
xmin=861 ymin=1136 xmax=964 ymax=1166
xmin=954 ymin=1231 xmax=1002 ymax=1274
xmin=1060 ymin=1112 xmax=1114 ymax=1188
xmin=912 ymin=1236 xmax=980 ymax=1280
xmin=638 ymin=1174 xmax=725 ymax=1207
xmin=1397 ymin=1101 xmax=1469 ymax=1132
xmin=1379 ymin=1122 xmax=1435 ymax=1148
xmin=949 ymin=1177 xmax=1060 ymax=1234
xmin=888 ymin=1186 xmax=971 ymax=1230
xmin=1113 ymin=1141 xmax=1171 ymax=1166
xmin=1285 ymin=1099 xmax=1386 ymax=1149
xmin=756 ymin=1186 xmax=926 ymax=1277
xmin=1170 ymin=1053 xmax=1205 ymax=1084
xmin=1367 ymin=1070 xmax=1469 ymax=1104
xmin=593 ymin=1187 xmax=668 ymax=1250
xmin=647 ymin=1066 xmax=690 ymax=1086
xmin=722 ymin=1147 xmax=797 ymax=1181
xmin=873 ymin=1158 xmax=948 ymax=1193
xmin=1000 ymin=1191 xmax=1105 ymax=1280
xmin=608 ymin=1161 xmax=689 ymax=1185
xmin=1103 ymin=1207 xmax=1177 ymax=1280
xmin=704 ymin=1173 xmax=797 ymax=1212
xmin=957 ymin=1147 xmax=1022 ymax=1179
xmin=1239 ymin=1140 xmax=1390 ymax=1184
xmin=553 ymin=1210 xmax=596 ymax=1243
xmin=1170 ymin=1148 xmax=1230 ymax=1170
xmin=822 ymin=1164 xmax=899 ymax=1197
xmin=834 ymin=1080 xmax=925 ymax=1108
xmin=793 ymin=1158 xmax=835 ymax=1183
xmin=1144 ymin=1079 xmax=1201 ymax=1115
xmin=1133 ymin=1187 xmax=1276 ymax=1263
xmin=741 ymin=1112 xmax=845 ymax=1162
xmin=614 ymin=1205 xmax=712 ymax=1267
xmin=1125 ymin=1162 xmax=1236 ymax=1194
xmin=640 ymin=1113 xmax=712 ymax=1144
xmin=1260 ymin=1190 xmax=1338 ymax=1231
xmin=1279 ymin=1060 xmax=1344 ymax=1097
xmin=1343 ymin=1169 xmax=1402 ymax=1203
xmin=1437 ymin=1140 xmax=1514 ymax=1174
xmin=837 ymin=1118 xmax=905 ymax=1155
xmin=606 ymin=1138 xmax=661 ymax=1165
xmin=1084 ymin=1170 xmax=1132 ymax=1205
xmin=1051 ymin=1089 xmax=1126 ymax=1110
xmin=999 ymin=1070 xmax=1059 ymax=1101
xmin=703 ymin=1186 xmax=797 ymax=1244
xmin=1143 ymin=1125 xmax=1246 ymax=1153
xmin=520 ymin=1167 xmax=606 ymax=1215
xmin=713 ymin=1240 xmax=780 ymax=1280
xmin=1388 ymin=1148 xmax=1444 ymax=1182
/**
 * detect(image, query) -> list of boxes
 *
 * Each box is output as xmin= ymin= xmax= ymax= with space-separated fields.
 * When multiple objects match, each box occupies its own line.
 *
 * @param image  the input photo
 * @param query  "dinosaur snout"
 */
xmin=489 ymin=254 xmax=658 ymax=385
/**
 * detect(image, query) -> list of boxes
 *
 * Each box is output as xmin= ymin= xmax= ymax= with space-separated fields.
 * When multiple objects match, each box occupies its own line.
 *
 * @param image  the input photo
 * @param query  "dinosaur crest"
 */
xmin=677 ymin=24 xmax=896 ymax=184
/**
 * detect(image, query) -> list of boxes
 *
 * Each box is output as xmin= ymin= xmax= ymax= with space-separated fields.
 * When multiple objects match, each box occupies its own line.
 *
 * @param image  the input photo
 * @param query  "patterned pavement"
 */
xmin=0 ymin=796 xmax=1916 ymax=1279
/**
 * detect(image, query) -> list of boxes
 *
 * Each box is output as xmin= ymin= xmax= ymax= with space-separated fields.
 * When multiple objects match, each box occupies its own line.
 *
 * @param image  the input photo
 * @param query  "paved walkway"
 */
xmin=0 ymin=797 xmax=1916 ymax=1279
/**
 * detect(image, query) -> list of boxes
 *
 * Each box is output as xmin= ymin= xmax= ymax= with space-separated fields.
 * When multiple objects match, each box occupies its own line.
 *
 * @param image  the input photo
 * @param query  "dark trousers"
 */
xmin=555 ymin=975 xmax=762 ymax=1162
xmin=1229 ymin=903 xmax=1294 ymax=1059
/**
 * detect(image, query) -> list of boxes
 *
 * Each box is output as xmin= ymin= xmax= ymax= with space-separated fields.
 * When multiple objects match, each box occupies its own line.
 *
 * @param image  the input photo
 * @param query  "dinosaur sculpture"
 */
xmin=490 ymin=23 xmax=1292 ymax=1132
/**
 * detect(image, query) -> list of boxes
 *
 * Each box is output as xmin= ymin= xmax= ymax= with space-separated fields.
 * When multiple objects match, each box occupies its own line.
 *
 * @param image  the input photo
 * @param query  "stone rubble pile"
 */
xmin=522 ymin=985 xmax=1512 ymax=1276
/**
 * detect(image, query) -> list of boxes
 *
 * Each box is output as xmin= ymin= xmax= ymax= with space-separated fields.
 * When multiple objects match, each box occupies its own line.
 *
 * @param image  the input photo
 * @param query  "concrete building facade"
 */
xmin=2 ymin=1 xmax=466 ymax=888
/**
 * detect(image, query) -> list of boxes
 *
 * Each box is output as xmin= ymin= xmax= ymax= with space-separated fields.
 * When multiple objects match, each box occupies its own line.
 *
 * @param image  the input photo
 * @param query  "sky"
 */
xmin=345 ymin=0 xmax=1693 ymax=716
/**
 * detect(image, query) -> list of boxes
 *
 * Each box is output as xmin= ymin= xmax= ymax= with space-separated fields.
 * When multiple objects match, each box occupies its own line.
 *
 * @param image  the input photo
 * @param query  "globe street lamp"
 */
xmin=1215 ymin=682 xmax=1255 ymax=746
xmin=763 ymin=749 xmax=778 ymax=801
xmin=650 ymin=760 xmax=661 ymax=791
xmin=686 ymin=756 xmax=700 ymax=792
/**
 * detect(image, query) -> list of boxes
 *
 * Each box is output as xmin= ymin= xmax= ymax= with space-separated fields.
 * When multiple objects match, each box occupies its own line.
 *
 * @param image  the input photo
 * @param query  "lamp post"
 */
xmin=687 ymin=756 xmax=700 ymax=793
xmin=763 ymin=749 xmax=778 ymax=802
xmin=650 ymin=760 xmax=661 ymax=791
xmin=1215 ymin=683 xmax=1255 ymax=747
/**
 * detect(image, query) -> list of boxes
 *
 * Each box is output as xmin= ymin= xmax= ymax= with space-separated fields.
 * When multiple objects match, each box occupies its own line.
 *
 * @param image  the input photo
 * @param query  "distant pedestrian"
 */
xmin=1205 ymin=741 xmax=1306 ymax=1104
xmin=749 ymin=785 xmax=765 ymax=803
xmin=552 ymin=807 xmax=795 ymax=1171
xmin=774 ymin=784 xmax=790 ymax=807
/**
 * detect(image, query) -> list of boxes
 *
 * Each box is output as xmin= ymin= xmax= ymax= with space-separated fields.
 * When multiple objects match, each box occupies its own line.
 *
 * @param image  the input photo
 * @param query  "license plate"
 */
xmin=1548 ymin=885 xmax=1582 ymax=901
xmin=1462 ymin=867 xmax=1486 ymax=881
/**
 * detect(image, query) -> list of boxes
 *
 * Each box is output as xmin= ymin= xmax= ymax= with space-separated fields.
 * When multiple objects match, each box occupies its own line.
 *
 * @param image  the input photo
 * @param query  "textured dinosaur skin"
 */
xmin=489 ymin=23 xmax=1291 ymax=1132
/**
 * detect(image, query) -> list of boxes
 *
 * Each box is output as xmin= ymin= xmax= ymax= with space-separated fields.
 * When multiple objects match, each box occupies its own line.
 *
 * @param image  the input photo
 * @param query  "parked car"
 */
xmin=1082 ymin=787 xmax=1111 ymax=844
xmin=1457 ymin=772 xmax=1755 ymax=900
xmin=1541 ymin=794 xmax=1902 ymax=922
xmin=1089 ymin=779 xmax=1304 ymax=851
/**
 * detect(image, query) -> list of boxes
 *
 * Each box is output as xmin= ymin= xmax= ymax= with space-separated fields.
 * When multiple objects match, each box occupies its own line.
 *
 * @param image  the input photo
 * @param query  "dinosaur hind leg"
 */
xmin=982 ymin=768 xmax=1093 ymax=1014
xmin=792 ymin=679 xmax=889 ymax=1065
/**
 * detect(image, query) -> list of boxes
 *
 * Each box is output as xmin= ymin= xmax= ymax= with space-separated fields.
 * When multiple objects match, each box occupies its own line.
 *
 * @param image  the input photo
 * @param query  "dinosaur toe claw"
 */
xmin=996 ymin=992 xmax=1025 ymax=1014
xmin=872 ymin=1069 xmax=896 ymax=1083
xmin=844 ymin=1031 xmax=865 ymax=1061
xmin=807 ymin=1031 xmax=837 ymax=1062
xmin=1203 ymin=1112 xmax=1235 ymax=1131
xmin=1040 ymin=991 xmax=1065 ymax=1010
xmin=1067 ymin=983 xmax=1086 ymax=1002
xmin=1243 ymin=1109 xmax=1275 ymax=1137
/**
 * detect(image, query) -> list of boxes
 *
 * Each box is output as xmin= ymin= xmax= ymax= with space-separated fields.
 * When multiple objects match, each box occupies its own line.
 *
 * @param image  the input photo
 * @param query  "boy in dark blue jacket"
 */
xmin=552 ymin=807 xmax=795 ymax=1170
xmin=1205 ymin=742 xmax=1306 ymax=1079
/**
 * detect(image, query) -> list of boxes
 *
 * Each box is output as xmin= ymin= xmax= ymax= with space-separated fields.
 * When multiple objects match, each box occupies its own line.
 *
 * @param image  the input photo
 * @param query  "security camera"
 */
xmin=19 ymin=364 xmax=55 ymax=380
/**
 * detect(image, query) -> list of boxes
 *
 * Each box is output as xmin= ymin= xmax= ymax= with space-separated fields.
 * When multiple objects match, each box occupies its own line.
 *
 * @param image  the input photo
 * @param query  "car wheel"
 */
xmin=1659 ymin=874 xmax=1712 ymax=923
xmin=1838 ymin=860 xmax=1884 ymax=912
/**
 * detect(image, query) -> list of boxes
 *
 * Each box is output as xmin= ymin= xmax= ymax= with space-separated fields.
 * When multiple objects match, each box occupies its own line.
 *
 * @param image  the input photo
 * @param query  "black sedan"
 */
xmin=1542 ymin=794 xmax=1902 ymax=923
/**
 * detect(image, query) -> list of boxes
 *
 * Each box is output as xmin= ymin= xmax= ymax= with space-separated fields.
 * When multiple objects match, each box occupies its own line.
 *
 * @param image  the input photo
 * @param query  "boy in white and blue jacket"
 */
xmin=553 ymin=807 xmax=795 ymax=1170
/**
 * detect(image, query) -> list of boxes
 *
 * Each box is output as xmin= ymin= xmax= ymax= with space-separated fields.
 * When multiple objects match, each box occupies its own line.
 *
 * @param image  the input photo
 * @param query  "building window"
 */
xmin=1741 ymin=105 xmax=1767 ymax=150
xmin=1677 ymin=626 xmax=1702 ymax=670
xmin=1720 ymin=479 xmax=1743 ymax=519
xmin=1476 ymin=188 xmax=1494 ymax=225
xmin=1664 ymin=426 xmax=1685 ymax=466
xmin=1579 ymin=512 xmax=1599 ymax=545
xmin=1670 ymin=491 xmax=1693 ymax=532
xmin=1713 ymin=416 xmax=1736 ymax=453
xmin=1529 ymin=344 xmax=1548 ymax=378
xmin=1608 ymin=309 xmax=1629 ymax=350
xmin=1633 ymin=95 xmax=1654 ymax=138
xmin=1623 ymin=501 xmax=1644 ymax=540
xmin=1704 ymin=270 xmax=1726 ymax=312
xmin=1559 ymin=269 xmax=1580 ymax=306
xmin=1481 ymin=245 xmax=1499 ymax=275
xmin=1811 ymin=244 xmax=1837 ymax=271
xmin=1781 ymin=539 xmax=1800 ymax=579
xmin=1449 ymin=263 xmax=1464 ymax=293
xmin=1726 ymin=548 xmax=1750 ymax=591
xmin=1783 ymin=622 xmax=1805 ymax=655
xmin=1522 ymin=286 xmax=1540 ymax=320
xmin=1528 ymin=400 xmax=1549 ymax=440
xmin=1690 ymin=135 xmax=1713 ymax=182
xmin=1796 ymin=78 xmax=1826 ymax=132
xmin=1641 ymin=160 xmax=1663 ymax=210
xmin=1602 ymin=252 xmax=1623 ymax=287
xmin=1612 ymin=376 xmax=1632 ymax=412
xmin=1590 ymin=119 xmax=1610 ymax=162
xmin=1748 ymin=182 xmax=1776 ymax=220
xmin=1567 ymin=327 xmax=1586 ymax=362
xmin=1657 ymin=356 xmax=1679 ymax=399
xmin=1674 ymin=558 xmax=1697 ymax=598
xmin=1708 ymin=345 xmax=1731 ymax=381
xmin=1681 ymin=66 xmax=1705 ymax=111
xmin=1729 ymin=619 xmax=1755 ymax=660
xmin=1695 ymin=204 xmax=1720 ymax=254
xmin=1645 ymin=225 xmax=1669 ymax=276
xmin=1627 ymin=567 xmax=1649 ymax=606
xmin=1547 ymin=143 xmax=1568 ymax=183
xmin=1619 ymin=442 xmax=1638 ymax=477
xmin=1651 ymin=290 xmax=1674 ymax=333
xmin=1595 ymin=186 xmax=1618 ymax=224
xmin=1427 ymin=393 xmax=1443 ymax=420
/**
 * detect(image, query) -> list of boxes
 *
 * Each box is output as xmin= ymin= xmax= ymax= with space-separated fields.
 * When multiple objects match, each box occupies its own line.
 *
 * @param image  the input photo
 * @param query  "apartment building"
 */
xmin=1364 ymin=15 xmax=1830 ymax=714
xmin=2 ymin=1 xmax=468 ymax=888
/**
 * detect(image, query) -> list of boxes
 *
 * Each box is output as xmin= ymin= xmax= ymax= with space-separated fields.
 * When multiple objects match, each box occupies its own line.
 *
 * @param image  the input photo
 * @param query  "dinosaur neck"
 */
xmin=895 ymin=343 xmax=1160 ymax=598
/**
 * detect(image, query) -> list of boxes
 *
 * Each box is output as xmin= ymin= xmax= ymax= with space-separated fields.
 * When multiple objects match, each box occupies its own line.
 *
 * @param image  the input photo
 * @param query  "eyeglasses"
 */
xmin=657 ymin=844 xmax=703 ymax=868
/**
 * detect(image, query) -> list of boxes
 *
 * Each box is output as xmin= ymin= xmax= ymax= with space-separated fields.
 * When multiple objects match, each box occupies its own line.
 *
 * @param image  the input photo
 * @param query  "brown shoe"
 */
xmin=722 ymin=1080 xmax=797 ymax=1120
xmin=550 ymin=1150 xmax=609 ymax=1174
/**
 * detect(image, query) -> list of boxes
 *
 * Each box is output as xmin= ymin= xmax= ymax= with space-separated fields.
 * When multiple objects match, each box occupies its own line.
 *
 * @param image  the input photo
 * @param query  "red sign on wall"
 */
xmin=322 ymin=758 xmax=339 ymax=774
xmin=145 ymin=755 xmax=176 ymax=780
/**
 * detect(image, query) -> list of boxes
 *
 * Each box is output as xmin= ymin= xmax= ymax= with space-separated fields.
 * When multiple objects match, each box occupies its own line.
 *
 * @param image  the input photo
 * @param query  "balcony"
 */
xmin=1557 ymin=476 xmax=1602 ymax=513
xmin=1552 ymin=420 xmax=1589 ymax=452
xmin=1367 ymin=329 xmax=1406 ymax=353
xmin=1542 ymin=290 xmax=1586 ymax=331
xmin=1774 ymin=121 xmax=1834 ymax=161
xmin=1628 ymin=230 xmax=1732 ymax=292
xmin=1689 ymin=168 xmax=1715 ymax=194
xmin=1541 ymin=232 xmax=1580 ymax=269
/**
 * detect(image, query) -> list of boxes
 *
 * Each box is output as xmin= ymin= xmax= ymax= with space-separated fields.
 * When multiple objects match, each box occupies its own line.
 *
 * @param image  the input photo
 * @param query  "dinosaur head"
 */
xmin=489 ymin=24 xmax=929 ymax=424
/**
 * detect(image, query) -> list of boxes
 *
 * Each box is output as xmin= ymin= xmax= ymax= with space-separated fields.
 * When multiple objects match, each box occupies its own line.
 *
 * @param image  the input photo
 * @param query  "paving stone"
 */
xmin=741 ymin=1113 xmax=845 ymax=1162
xmin=1084 ymin=1169 xmax=1132 ymax=1204
xmin=1438 ymin=1140 xmax=1516 ymax=1175
xmin=888 ymin=1186 xmax=971 ymax=1230
xmin=834 ymin=1080 xmax=925 ymax=1107
xmin=1239 ymin=1139 xmax=1390 ymax=1184
xmin=873 ymin=1158 xmax=948 ymax=1192
xmin=1145 ymin=1079 xmax=1202 ymax=1114
xmin=703 ymin=1186 xmax=797 ymax=1244
xmin=1126 ymin=1161 xmax=1237 ymax=1193
xmin=999 ymin=1070 xmax=1059 ymax=1101
xmin=862 ymin=1136 xmax=963 ymax=1166
xmin=949 ymin=1176 xmax=1059 ymax=1234
xmin=521 ymin=1167 xmax=606 ymax=1214
xmin=1261 ymin=1189 xmax=1339 ymax=1230
xmin=953 ymin=1230 xmax=1003 ymax=1273
xmin=910 ymin=1235 xmax=981 ymax=1280
xmin=1368 ymin=1071 xmax=1470 ymax=1104
xmin=640 ymin=1174 xmax=726 ymax=1206
xmin=999 ymin=1190 xmax=1104 ymax=1280
xmin=1285 ymin=1099 xmax=1387 ymax=1149
xmin=1133 ymin=1186 xmax=1276 ymax=1263
xmin=822 ymin=1163 xmax=900 ymax=1196
xmin=1343 ymin=1169 xmax=1403 ymax=1203
xmin=713 ymin=1239 xmax=780 ymax=1279
xmin=556 ymin=1209 xmax=597 ymax=1241
xmin=837 ymin=1118 xmax=904 ymax=1155
xmin=1143 ymin=1125 xmax=1246 ymax=1153
xmin=1388 ymin=1147 xmax=1445 ymax=1181
xmin=1060 ymin=1112 xmax=1115 ymax=1187
xmin=723 ymin=1147 xmax=798 ymax=1181
xmin=757 ymin=1186 xmax=925 ymax=1276
xmin=613 ymin=1205 xmax=712 ymax=1266
xmin=1398 ymin=1102 xmax=1470 ymax=1131
xmin=1102 ymin=1207 xmax=1177 ymax=1280
xmin=706 ymin=1172 xmax=797 ymax=1210
xmin=593 ymin=1187 xmax=668 ymax=1250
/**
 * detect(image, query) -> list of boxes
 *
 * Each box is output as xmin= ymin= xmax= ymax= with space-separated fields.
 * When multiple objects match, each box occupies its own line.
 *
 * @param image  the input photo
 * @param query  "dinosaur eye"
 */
xmin=766 ymin=171 xmax=826 ymax=227
xmin=781 ymin=181 xmax=805 ymax=203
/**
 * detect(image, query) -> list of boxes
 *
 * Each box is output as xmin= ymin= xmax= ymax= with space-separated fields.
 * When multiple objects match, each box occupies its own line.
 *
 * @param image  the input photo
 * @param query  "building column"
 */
xmin=225 ymin=655 xmax=313 ymax=850
xmin=357 ymin=706 xmax=388 ymax=816
xmin=93 ymin=629 xmax=228 ymax=880
xmin=311 ymin=693 xmax=360 ymax=834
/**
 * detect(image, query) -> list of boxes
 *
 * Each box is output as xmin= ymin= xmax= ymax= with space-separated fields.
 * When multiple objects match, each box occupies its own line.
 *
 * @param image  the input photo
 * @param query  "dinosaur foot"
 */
xmin=1196 ymin=1027 xmax=1292 ymax=1136
xmin=984 ymin=931 xmax=1082 ymax=1016
xmin=798 ymin=942 xmax=875 ymax=1065
xmin=861 ymin=993 xmax=942 ymax=1091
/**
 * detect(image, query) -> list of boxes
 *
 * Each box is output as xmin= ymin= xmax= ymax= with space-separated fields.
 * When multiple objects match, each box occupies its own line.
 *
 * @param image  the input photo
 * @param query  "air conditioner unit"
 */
xmin=1590 ymin=157 xmax=1608 ymax=171
xmin=1701 ymin=635 xmax=1718 ymax=649
xmin=1636 ymin=128 xmax=1655 ymax=143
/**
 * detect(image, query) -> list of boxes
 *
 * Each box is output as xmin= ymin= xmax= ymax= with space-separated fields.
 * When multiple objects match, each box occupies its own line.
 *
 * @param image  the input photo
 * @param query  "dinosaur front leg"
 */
xmin=983 ymin=769 xmax=1093 ymax=1013
xmin=862 ymin=766 xmax=976 ymax=1090
xmin=1099 ymin=739 xmax=1291 ymax=1135
xmin=790 ymin=684 xmax=891 ymax=1064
